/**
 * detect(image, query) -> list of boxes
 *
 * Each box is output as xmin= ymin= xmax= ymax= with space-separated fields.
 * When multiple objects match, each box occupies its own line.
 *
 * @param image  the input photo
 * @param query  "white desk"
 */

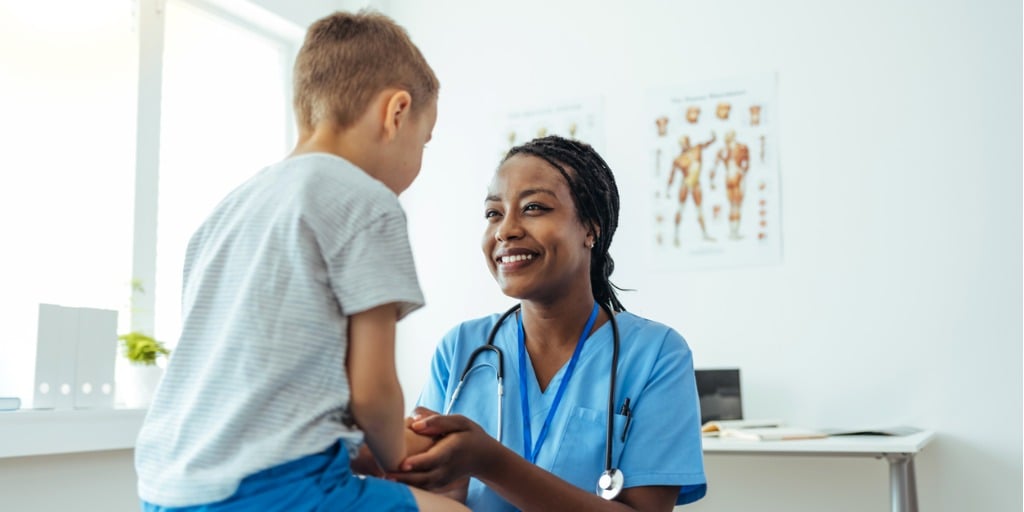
xmin=702 ymin=430 xmax=934 ymax=512
xmin=0 ymin=408 xmax=147 ymax=459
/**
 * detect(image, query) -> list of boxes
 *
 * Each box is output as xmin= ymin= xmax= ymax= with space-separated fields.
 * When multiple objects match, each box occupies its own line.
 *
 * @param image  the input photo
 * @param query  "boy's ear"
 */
xmin=382 ymin=89 xmax=413 ymax=141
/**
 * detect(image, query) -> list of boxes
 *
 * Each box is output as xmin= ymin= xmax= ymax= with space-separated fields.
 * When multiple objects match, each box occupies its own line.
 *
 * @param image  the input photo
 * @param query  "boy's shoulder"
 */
xmin=271 ymin=153 xmax=399 ymax=205
xmin=276 ymin=153 xmax=378 ymax=187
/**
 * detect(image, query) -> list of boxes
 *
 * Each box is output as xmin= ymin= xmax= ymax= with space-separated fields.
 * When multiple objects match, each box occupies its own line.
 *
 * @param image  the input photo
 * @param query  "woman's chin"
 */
xmin=497 ymin=281 xmax=530 ymax=301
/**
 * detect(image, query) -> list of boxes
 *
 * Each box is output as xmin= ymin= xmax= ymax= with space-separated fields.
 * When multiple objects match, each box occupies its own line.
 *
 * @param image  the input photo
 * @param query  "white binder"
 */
xmin=34 ymin=304 xmax=118 ymax=410
xmin=74 ymin=307 xmax=117 ymax=409
xmin=34 ymin=304 xmax=78 ymax=410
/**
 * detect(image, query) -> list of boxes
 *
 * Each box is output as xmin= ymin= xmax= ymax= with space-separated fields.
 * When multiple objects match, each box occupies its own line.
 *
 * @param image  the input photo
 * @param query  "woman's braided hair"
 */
xmin=503 ymin=135 xmax=626 ymax=312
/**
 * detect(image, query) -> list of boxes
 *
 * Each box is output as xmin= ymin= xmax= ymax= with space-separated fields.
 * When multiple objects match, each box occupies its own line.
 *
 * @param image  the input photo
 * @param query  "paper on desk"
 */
xmin=701 ymin=418 xmax=784 ymax=436
xmin=818 ymin=426 xmax=923 ymax=437
xmin=719 ymin=426 xmax=828 ymax=441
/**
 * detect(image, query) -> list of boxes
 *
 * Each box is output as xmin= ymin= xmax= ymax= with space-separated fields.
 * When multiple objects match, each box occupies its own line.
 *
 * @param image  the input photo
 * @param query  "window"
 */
xmin=153 ymin=0 xmax=296 ymax=348
xmin=0 ymin=1 xmax=138 ymax=401
xmin=0 ymin=0 xmax=299 ymax=405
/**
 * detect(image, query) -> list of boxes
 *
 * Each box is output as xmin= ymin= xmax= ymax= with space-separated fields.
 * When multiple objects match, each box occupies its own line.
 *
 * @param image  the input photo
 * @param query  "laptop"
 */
xmin=695 ymin=368 xmax=743 ymax=425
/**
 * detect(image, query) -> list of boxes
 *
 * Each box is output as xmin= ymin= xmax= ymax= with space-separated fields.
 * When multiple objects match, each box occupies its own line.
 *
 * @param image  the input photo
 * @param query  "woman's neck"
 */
xmin=519 ymin=295 xmax=605 ymax=352
xmin=519 ymin=294 xmax=608 ymax=392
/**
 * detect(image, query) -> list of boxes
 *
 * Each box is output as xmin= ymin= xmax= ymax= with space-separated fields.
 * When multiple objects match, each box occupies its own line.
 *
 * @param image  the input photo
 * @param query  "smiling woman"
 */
xmin=483 ymin=154 xmax=597 ymax=304
xmin=392 ymin=136 xmax=708 ymax=512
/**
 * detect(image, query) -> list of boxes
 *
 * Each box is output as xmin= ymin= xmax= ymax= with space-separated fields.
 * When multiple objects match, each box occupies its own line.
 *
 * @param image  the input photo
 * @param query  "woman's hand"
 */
xmin=389 ymin=410 xmax=499 ymax=492
xmin=350 ymin=408 xmax=439 ymax=478
xmin=404 ymin=410 xmax=438 ymax=458
xmin=395 ymin=410 xmax=680 ymax=511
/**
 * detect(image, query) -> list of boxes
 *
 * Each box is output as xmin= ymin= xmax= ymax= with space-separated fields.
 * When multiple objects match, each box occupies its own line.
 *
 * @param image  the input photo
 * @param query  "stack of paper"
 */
xmin=702 ymin=419 xmax=827 ymax=441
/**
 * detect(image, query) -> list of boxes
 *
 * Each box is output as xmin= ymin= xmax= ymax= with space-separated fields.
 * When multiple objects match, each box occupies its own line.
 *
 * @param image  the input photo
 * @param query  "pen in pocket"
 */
xmin=619 ymin=398 xmax=632 ymax=442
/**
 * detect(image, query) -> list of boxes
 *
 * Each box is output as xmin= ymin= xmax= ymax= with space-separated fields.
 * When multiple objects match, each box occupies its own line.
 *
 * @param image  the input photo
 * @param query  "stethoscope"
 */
xmin=443 ymin=302 xmax=626 ymax=500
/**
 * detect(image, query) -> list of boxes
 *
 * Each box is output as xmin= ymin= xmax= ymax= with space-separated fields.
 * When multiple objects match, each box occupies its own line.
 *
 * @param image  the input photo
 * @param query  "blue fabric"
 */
xmin=141 ymin=441 xmax=418 ymax=512
xmin=418 ymin=311 xmax=708 ymax=511
xmin=518 ymin=303 xmax=597 ymax=463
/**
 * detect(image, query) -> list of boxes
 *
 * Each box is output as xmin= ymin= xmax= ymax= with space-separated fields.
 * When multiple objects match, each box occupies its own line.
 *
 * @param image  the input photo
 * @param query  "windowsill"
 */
xmin=0 ymin=407 xmax=147 ymax=459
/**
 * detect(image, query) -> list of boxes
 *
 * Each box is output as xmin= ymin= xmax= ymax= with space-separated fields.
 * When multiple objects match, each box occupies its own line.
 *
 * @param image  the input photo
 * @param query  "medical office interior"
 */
xmin=0 ymin=0 xmax=1020 ymax=511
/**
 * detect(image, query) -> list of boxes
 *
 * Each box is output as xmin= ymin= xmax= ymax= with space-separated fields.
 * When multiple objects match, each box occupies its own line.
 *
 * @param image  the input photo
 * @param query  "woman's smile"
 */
xmin=495 ymin=250 xmax=538 ymax=272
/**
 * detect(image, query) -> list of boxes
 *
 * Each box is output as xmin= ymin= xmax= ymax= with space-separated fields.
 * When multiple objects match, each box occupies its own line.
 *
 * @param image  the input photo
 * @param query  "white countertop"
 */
xmin=0 ymin=407 xmax=147 ymax=459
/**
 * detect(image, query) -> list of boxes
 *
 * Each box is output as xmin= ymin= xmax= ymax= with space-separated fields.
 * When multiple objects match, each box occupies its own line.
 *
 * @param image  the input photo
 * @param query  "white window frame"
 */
xmin=129 ymin=0 xmax=302 ymax=336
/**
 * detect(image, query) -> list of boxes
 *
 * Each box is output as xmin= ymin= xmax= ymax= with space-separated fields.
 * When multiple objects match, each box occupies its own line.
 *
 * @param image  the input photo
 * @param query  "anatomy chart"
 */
xmin=646 ymin=72 xmax=781 ymax=270
xmin=499 ymin=97 xmax=606 ymax=158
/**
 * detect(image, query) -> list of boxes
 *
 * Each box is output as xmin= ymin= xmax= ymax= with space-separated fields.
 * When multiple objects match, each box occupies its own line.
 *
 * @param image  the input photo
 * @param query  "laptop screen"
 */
xmin=695 ymin=368 xmax=743 ymax=425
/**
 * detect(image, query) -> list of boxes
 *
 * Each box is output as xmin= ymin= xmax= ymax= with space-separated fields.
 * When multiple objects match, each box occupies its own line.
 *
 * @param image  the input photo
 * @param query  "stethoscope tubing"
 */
xmin=449 ymin=302 xmax=621 ymax=474
xmin=444 ymin=344 xmax=505 ymax=442
xmin=604 ymin=306 xmax=619 ymax=472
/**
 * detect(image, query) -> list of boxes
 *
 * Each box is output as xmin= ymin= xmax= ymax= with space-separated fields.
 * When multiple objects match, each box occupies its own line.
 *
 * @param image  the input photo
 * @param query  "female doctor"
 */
xmin=393 ymin=136 xmax=707 ymax=511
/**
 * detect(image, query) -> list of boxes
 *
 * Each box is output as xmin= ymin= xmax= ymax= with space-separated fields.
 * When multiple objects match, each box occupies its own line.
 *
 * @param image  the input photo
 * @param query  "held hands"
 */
xmin=388 ymin=406 xmax=495 ymax=496
xmin=351 ymin=406 xmax=491 ymax=502
xmin=350 ymin=413 xmax=437 ymax=478
xmin=404 ymin=413 xmax=437 ymax=459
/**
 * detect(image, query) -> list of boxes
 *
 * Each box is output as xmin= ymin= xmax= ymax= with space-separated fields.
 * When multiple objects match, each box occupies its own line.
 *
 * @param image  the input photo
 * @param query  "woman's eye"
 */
xmin=484 ymin=209 xmax=500 ymax=219
xmin=524 ymin=203 xmax=549 ymax=213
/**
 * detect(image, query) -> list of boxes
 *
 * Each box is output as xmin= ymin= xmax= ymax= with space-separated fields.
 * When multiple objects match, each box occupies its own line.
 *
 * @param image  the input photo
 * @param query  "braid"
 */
xmin=504 ymin=135 xmax=627 ymax=312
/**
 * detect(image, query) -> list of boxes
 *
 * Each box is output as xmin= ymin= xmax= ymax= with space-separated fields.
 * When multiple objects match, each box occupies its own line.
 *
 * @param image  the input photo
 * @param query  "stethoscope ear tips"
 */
xmin=597 ymin=468 xmax=624 ymax=500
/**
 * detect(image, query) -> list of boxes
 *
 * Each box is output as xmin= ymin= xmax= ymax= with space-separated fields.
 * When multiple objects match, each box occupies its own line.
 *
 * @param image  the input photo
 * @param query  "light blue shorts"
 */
xmin=141 ymin=441 xmax=418 ymax=512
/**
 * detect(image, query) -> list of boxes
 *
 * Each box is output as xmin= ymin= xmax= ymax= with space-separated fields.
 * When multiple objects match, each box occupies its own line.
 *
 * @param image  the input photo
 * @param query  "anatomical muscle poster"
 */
xmin=646 ymin=72 xmax=781 ymax=270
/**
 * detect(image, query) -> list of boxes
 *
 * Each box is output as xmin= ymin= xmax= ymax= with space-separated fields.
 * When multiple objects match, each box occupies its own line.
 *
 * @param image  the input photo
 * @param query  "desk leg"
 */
xmin=884 ymin=454 xmax=917 ymax=512
xmin=906 ymin=456 xmax=918 ymax=511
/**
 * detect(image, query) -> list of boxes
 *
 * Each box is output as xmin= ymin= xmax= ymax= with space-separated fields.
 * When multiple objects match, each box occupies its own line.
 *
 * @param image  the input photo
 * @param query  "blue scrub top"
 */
xmin=417 ymin=310 xmax=707 ymax=511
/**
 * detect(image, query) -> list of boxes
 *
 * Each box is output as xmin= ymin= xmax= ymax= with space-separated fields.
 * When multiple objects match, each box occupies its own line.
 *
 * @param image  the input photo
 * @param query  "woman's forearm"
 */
xmin=476 ymin=445 xmax=635 ymax=512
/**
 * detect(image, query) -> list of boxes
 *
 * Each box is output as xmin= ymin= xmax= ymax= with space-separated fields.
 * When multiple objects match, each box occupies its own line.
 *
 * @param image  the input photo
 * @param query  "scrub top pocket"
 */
xmin=550 ymin=406 xmax=628 ymax=493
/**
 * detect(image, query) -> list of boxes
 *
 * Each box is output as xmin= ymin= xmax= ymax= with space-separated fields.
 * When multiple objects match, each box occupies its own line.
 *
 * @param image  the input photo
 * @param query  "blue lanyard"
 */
xmin=517 ymin=302 xmax=600 ymax=464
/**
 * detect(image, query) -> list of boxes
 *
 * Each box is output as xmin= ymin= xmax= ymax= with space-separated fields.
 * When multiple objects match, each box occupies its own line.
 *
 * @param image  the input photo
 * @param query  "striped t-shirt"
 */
xmin=135 ymin=153 xmax=424 ymax=507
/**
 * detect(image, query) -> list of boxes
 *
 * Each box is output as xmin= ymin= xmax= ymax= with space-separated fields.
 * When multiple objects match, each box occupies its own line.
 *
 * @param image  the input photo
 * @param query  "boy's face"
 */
xmin=389 ymin=99 xmax=437 ymax=194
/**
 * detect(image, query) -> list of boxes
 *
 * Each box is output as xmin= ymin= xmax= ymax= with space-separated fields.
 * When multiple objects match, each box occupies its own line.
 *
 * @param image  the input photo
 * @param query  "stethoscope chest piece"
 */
xmin=597 ymin=468 xmax=624 ymax=500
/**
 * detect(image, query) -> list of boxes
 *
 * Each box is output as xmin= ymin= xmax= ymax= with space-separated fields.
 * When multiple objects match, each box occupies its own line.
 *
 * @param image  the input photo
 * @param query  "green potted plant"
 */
xmin=117 ymin=330 xmax=169 ymax=407
xmin=118 ymin=331 xmax=170 ymax=366
xmin=117 ymin=278 xmax=170 ymax=407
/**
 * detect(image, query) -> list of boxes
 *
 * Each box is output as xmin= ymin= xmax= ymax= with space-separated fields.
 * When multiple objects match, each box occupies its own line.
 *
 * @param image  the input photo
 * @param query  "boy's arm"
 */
xmin=346 ymin=303 xmax=406 ymax=471
xmin=351 ymin=422 xmax=436 ymax=477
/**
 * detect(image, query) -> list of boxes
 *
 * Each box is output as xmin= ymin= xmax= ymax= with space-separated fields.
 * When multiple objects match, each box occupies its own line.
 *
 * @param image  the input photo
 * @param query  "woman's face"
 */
xmin=482 ymin=154 xmax=593 ymax=303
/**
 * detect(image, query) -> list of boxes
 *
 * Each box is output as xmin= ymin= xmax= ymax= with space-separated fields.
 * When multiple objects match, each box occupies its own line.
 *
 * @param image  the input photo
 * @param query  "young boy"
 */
xmin=134 ymin=10 xmax=466 ymax=512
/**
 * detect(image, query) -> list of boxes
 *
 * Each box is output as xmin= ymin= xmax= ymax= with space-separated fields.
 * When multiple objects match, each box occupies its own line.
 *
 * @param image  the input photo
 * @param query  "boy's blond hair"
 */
xmin=293 ymin=10 xmax=439 ymax=130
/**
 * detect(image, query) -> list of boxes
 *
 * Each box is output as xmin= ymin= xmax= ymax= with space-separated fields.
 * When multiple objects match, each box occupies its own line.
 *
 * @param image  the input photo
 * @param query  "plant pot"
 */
xmin=116 ymin=363 xmax=164 ymax=409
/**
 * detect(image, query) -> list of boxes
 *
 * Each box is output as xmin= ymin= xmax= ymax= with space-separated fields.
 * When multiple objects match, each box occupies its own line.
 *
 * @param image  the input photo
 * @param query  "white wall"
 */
xmin=0 ymin=450 xmax=138 ymax=512
xmin=7 ymin=1 xmax=1018 ymax=511
xmin=379 ymin=1 xmax=1022 ymax=511
xmin=246 ymin=0 xmax=346 ymax=27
